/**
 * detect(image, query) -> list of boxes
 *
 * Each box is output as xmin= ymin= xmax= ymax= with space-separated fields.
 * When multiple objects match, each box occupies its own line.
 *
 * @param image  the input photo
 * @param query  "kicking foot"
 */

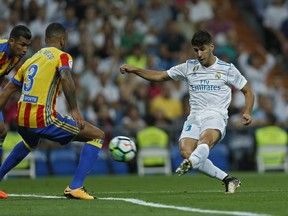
xmin=176 ymin=159 xmax=192 ymax=176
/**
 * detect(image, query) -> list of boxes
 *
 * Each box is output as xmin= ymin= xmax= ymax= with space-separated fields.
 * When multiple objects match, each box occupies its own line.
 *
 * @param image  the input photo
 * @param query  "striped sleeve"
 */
xmin=58 ymin=53 xmax=73 ymax=72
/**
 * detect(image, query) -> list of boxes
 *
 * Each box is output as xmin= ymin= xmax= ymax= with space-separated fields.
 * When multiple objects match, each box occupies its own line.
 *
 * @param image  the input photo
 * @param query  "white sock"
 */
xmin=198 ymin=159 xmax=228 ymax=180
xmin=188 ymin=144 xmax=209 ymax=168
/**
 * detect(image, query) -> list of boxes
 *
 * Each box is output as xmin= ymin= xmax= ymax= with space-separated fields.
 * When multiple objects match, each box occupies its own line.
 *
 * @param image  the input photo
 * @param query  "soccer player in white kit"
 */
xmin=120 ymin=31 xmax=254 ymax=193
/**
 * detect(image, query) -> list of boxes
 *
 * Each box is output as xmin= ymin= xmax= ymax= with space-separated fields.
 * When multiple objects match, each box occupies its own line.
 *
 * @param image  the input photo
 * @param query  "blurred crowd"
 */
xmin=0 ymin=0 xmax=288 ymax=149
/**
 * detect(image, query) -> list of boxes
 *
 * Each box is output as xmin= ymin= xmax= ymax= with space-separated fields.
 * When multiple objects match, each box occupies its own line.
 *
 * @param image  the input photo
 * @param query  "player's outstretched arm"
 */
xmin=120 ymin=64 xmax=172 ymax=82
xmin=0 ymin=81 xmax=20 ymax=110
xmin=60 ymin=68 xmax=85 ymax=129
xmin=241 ymin=83 xmax=254 ymax=126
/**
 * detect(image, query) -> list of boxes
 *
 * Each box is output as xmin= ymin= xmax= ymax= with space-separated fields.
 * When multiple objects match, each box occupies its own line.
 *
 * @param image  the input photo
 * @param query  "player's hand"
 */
xmin=120 ymin=64 xmax=133 ymax=74
xmin=71 ymin=109 xmax=85 ymax=129
xmin=242 ymin=113 xmax=252 ymax=126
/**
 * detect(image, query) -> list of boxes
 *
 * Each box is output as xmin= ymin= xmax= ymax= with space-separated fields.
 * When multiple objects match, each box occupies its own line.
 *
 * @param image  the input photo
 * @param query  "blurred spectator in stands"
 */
xmin=275 ymin=17 xmax=288 ymax=59
xmin=9 ymin=0 xmax=26 ymax=22
xmin=60 ymin=5 xmax=79 ymax=47
xmin=125 ymin=43 xmax=147 ymax=69
xmin=72 ymin=73 xmax=95 ymax=125
xmin=120 ymin=104 xmax=146 ymax=138
xmin=29 ymin=7 xmax=49 ymax=42
xmin=205 ymin=5 xmax=234 ymax=37
xmin=122 ymin=44 xmax=148 ymax=99
xmin=95 ymin=21 xmax=120 ymax=58
xmin=262 ymin=0 xmax=288 ymax=54
xmin=134 ymin=5 xmax=158 ymax=54
xmin=150 ymin=82 xmax=183 ymax=122
xmin=237 ymin=45 xmax=276 ymax=100
xmin=120 ymin=19 xmax=144 ymax=55
xmin=25 ymin=0 xmax=39 ymax=23
xmin=251 ymin=0 xmax=273 ymax=24
xmin=146 ymin=55 xmax=166 ymax=100
xmin=159 ymin=19 xmax=186 ymax=69
xmin=152 ymin=109 xmax=172 ymax=133
xmin=268 ymin=75 xmax=288 ymax=126
xmin=0 ymin=19 xmax=8 ymax=38
xmin=187 ymin=0 xmax=214 ymax=28
xmin=133 ymin=81 xmax=150 ymax=117
xmin=0 ymin=0 xmax=9 ymax=20
xmin=96 ymin=62 xmax=121 ymax=109
xmin=7 ymin=9 xmax=22 ymax=30
xmin=45 ymin=0 xmax=66 ymax=22
xmin=92 ymin=94 xmax=115 ymax=144
xmin=83 ymin=5 xmax=103 ymax=41
xmin=146 ymin=0 xmax=172 ymax=33
xmin=214 ymin=31 xmax=238 ymax=65
xmin=252 ymin=94 xmax=275 ymax=126
xmin=109 ymin=2 xmax=127 ymax=36
xmin=176 ymin=5 xmax=196 ymax=42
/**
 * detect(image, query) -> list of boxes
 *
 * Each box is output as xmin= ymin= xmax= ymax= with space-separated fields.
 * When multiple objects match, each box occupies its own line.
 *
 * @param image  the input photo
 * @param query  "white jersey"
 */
xmin=167 ymin=57 xmax=247 ymax=119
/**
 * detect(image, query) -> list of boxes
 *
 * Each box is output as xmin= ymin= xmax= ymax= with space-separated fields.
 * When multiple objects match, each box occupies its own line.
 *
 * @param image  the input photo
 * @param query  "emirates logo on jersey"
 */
xmin=215 ymin=72 xmax=221 ymax=79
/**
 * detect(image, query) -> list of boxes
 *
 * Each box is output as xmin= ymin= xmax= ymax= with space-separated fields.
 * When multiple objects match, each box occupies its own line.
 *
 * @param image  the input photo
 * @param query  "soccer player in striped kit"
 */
xmin=0 ymin=23 xmax=104 ymax=199
xmin=0 ymin=25 xmax=31 ymax=165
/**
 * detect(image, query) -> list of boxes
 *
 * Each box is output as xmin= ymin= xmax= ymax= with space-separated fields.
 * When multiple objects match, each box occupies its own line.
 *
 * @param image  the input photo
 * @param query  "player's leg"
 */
xmin=176 ymin=129 xmax=219 ymax=175
xmin=0 ymin=127 xmax=38 ymax=199
xmin=175 ymin=115 xmax=200 ymax=175
xmin=197 ymin=158 xmax=241 ymax=193
xmin=0 ymin=141 xmax=32 ymax=180
xmin=0 ymin=126 xmax=39 ymax=181
xmin=69 ymin=121 xmax=104 ymax=186
xmin=175 ymin=138 xmax=197 ymax=175
xmin=64 ymin=120 xmax=105 ymax=200
xmin=0 ymin=112 xmax=7 ymax=164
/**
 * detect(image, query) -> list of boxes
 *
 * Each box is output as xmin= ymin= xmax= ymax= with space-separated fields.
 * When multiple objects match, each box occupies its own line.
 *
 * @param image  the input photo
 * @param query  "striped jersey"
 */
xmin=0 ymin=39 xmax=21 ymax=77
xmin=11 ymin=46 xmax=73 ymax=128
xmin=167 ymin=57 xmax=247 ymax=119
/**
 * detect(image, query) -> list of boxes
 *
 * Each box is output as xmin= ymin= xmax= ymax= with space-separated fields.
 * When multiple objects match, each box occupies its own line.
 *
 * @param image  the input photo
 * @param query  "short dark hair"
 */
xmin=45 ymin=22 xmax=66 ymax=40
xmin=9 ymin=25 xmax=32 ymax=40
xmin=191 ymin=31 xmax=212 ymax=46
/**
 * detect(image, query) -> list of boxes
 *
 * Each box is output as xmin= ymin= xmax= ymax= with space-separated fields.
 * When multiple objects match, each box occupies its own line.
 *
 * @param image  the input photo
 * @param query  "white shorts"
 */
xmin=179 ymin=110 xmax=227 ymax=141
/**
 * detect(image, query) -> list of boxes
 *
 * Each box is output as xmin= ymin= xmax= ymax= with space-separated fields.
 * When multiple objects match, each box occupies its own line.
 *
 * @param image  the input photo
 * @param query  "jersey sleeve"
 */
xmin=58 ymin=53 xmax=73 ymax=72
xmin=167 ymin=62 xmax=188 ymax=81
xmin=227 ymin=64 xmax=247 ymax=90
xmin=11 ymin=65 xmax=24 ymax=87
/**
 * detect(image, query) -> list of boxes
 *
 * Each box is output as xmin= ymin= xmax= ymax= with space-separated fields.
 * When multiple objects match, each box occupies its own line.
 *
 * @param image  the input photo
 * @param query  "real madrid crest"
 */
xmin=215 ymin=72 xmax=221 ymax=79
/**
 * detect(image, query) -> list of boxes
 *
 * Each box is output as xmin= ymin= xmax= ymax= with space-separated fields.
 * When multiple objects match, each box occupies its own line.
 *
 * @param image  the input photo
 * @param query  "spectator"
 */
xmin=262 ymin=0 xmax=288 ymax=53
xmin=237 ymin=45 xmax=276 ymax=99
xmin=150 ymin=82 xmax=183 ymax=122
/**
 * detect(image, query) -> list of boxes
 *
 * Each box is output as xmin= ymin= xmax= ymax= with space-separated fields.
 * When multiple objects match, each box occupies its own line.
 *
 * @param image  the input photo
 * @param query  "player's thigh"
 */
xmin=17 ymin=126 xmax=41 ymax=149
xmin=199 ymin=111 xmax=226 ymax=147
xmin=74 ymin=121 xmax=105 ymax=142
xmin=199 ymin=129 xmax=221 ymax=148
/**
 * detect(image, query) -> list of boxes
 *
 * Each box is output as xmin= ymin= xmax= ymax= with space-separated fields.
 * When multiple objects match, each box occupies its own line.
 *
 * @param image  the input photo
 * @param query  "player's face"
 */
xmin=9 ymin=36 xmax=31 ymax=58
xmin=193 ymin=43 xmax=214 ymax=67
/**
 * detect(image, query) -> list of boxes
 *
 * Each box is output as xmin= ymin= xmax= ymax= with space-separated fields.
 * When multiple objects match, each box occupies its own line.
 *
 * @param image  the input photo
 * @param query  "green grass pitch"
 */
xmin=0 ymin=172 xmax=287 ymax=216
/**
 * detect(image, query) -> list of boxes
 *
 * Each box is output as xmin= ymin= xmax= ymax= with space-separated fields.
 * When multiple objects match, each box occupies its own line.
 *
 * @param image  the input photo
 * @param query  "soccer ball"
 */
xmin=109 ymin=136 xmax=137 ymax=162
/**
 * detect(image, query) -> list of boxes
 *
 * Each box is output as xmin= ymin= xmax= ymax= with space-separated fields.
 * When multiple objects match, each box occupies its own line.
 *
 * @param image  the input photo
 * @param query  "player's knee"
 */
xmin=98 ymin=129 xmax=105 ymax=140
